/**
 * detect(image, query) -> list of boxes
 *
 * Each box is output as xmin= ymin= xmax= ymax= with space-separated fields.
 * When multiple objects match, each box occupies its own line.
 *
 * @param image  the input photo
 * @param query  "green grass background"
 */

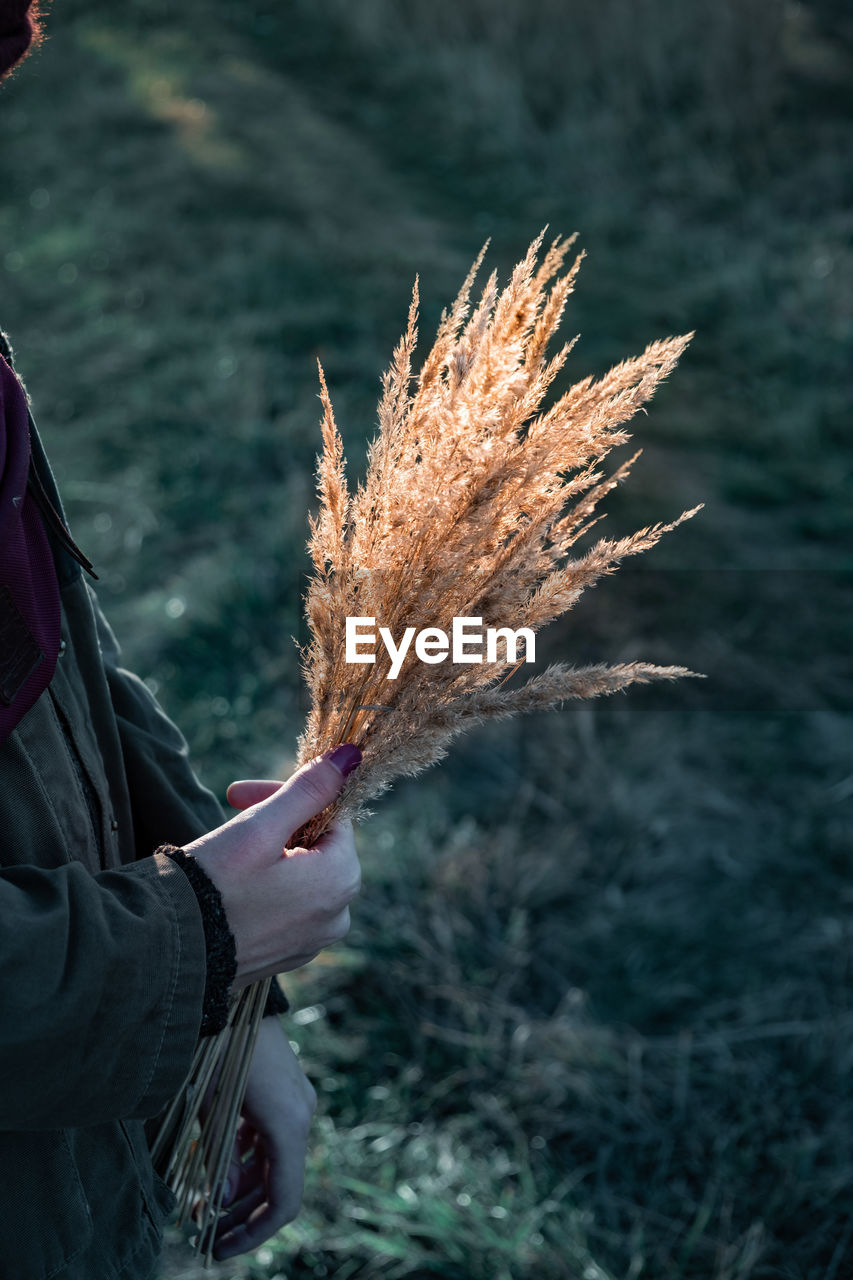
xmin=2 ymin=1 xmax=852 ymax=1276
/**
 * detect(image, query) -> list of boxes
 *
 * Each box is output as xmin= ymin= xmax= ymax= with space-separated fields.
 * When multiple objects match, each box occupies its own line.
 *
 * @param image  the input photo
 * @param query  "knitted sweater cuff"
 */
xmin=156 ymin=845 xmax=236 ymax=1036
xmin=155 ymin=844 xmax=290 ymax=1033
xmin=263 ymin=979 xmax=290 ymax=1017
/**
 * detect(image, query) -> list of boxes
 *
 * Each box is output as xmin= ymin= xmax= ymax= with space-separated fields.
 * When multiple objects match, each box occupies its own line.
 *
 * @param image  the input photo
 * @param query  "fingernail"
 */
xmin=324 ymin=744 xmax=362 ymax=777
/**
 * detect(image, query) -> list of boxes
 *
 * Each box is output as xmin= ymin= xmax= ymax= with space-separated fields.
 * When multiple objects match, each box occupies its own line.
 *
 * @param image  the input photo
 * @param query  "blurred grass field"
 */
xmin=2 ymin=1 xmax=852 ymax=1276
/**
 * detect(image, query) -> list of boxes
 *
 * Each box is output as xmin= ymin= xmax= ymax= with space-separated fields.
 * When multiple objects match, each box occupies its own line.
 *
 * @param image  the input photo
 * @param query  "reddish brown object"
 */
xmin=0 ymin=0 xmax=44 ymax=81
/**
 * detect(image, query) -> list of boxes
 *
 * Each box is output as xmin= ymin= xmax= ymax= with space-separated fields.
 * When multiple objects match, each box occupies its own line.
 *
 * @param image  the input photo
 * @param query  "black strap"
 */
xmin=26 ymin=457 xmax=98 ymax=579
xmin=2 ymin=327 xmax=98 ymax=580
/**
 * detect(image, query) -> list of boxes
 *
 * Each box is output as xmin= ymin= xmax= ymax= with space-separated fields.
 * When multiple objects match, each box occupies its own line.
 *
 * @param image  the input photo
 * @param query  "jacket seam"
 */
xmin=12 ymin=729 xmax=73 ymax=865
xmin=46 ymin=686 xmax=104 ymax=868
xmin=41 ymin=1131 xmax=94 ymax=1280
xmin=117 ymin=1120 xmax=164 ymax=1236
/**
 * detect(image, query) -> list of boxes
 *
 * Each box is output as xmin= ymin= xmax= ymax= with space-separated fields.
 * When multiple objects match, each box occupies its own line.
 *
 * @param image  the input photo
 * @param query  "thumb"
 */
xmin=250 ymin=744 xmax=362 ymax=843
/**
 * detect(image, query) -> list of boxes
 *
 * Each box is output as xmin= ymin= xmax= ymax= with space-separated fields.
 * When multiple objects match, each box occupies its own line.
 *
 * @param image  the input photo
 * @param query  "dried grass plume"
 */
xmin=296 ymin=231 xmax=702 ymax=843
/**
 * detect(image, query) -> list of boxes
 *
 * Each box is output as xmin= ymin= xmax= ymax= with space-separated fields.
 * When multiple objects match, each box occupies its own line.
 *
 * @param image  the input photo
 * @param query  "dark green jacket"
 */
xmin=0 ymin=401 xmax=227 ymax=1277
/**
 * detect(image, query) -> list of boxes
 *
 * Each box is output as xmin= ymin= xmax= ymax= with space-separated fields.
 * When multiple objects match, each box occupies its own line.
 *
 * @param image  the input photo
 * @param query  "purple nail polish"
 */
xmin=325 ymin=743 xmax=362 ymax=777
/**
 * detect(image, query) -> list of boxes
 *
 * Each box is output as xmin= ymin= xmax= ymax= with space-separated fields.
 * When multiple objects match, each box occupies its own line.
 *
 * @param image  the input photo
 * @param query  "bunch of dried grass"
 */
xmin=156 ymin=231 xmax=702 ymax=1259
xmin=294 ymin=228 xmax=701 ymax=843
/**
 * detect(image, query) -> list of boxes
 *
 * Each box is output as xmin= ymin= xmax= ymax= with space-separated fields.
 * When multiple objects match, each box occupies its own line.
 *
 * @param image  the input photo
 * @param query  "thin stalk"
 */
xmin=198 ymin=979 xmax=271 ymax=1261
xmin=164 ymin=1022 xmax=233 ymax=1186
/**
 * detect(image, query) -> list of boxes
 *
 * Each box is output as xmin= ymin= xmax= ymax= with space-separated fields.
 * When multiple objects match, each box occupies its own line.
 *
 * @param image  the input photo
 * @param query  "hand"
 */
xmin=211 ymin=1017 xmax=317 ymax=1261
xmin=183 ymin=747 xmax=362 ymax=988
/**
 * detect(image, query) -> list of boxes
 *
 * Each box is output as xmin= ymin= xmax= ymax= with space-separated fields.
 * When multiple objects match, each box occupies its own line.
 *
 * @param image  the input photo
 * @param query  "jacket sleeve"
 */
xmin=88 ymin=584 xmax=289 ymax=1018
xmin=0 ymin=850 xmax=206 ymax=1131
xmin=87 ymin=581 xmax=227 ymax=854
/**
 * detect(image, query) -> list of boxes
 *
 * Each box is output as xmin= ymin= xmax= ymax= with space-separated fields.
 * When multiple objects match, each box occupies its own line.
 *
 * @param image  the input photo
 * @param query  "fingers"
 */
xmin=213 ymin=1212 xmax=270 ymax=1262
xmin=310 ymin=815 xmax=355 ymax=853
xmin=226 ymin=780 xmax=284 ymax=810
xmin=212 ymin=1147 xmax=305 ymax=1261
xmin=215 ymin=1130 xmax=268 ymax=1250
xmin=213 ymin=1170 xmax=304 ymax=1260
xmin=213 ymin=1181 xmax=268 ymax=1258
xmin=239 ymin=746 xmax=362 ymax=844
xmin=221 ymin=1125 xmax=258 ymax=1207
xmin=310 ymin=819 xmax=361 ymax=900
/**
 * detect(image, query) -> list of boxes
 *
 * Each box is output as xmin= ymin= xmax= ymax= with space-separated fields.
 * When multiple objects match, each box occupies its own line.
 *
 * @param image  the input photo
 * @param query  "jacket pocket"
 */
xmin=118 ymin=1119 xmax=176 ymax=1232
xmin=0 ymin=1129 xmax=94 ymax=1280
